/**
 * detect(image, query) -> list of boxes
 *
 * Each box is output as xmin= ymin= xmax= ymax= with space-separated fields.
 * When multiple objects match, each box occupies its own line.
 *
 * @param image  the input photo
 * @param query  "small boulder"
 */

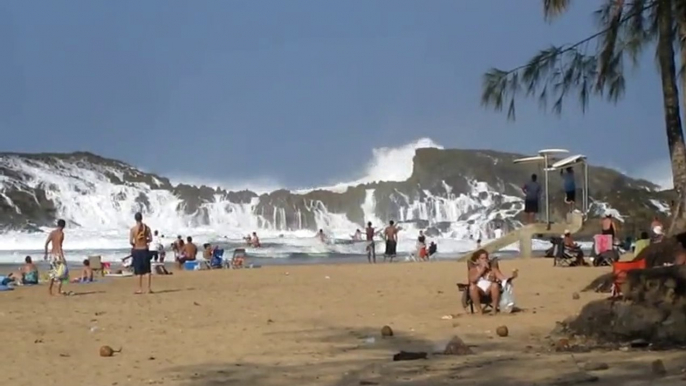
xmin=495 ymin=325 xmax=509 ymax=337
xmin=381 ymin=325 xmax=393 ymax=337
xmin=443 ymin=335 xmax=473 ymax=355
xmin=651 ymin=359 xmax=667 ymax=377
xmin=99 ymin=346 xmax=114 ymax=357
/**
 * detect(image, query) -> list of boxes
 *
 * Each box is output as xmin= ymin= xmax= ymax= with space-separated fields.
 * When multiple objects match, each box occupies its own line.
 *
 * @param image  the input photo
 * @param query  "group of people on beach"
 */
xmin=359 ymin=220 xmax=437 ymax=263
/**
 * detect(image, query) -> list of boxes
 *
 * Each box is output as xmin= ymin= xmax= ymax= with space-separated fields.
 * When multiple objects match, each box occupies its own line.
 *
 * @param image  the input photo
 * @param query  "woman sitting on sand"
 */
xmin=5 ymin=256 xmax=39 ymax=285
xmin=468 ymin=249 xmax=517 ymax=314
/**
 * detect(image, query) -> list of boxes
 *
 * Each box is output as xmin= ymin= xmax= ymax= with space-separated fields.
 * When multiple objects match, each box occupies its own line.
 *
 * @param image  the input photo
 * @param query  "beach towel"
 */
xmin=594 ymin=234 xmax=613 ymax=255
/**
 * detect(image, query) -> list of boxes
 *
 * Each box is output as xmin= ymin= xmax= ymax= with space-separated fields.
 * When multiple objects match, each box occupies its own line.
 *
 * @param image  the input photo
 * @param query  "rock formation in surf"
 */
xmin=0 ymin=149 xmax=672 ymax=233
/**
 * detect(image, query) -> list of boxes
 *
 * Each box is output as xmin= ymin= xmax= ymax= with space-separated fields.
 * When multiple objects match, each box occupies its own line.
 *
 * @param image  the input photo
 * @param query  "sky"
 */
xmin=0 ymin=0 xmax=676 ymax=189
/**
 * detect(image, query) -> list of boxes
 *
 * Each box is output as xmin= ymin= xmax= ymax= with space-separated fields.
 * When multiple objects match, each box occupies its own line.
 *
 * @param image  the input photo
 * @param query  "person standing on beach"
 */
xmin=561 ymin=167 xmax=576 ymax=211
xmin=44 ymin=219 xmax=69 ymax=296
xmin=383 ymin=220 xmax=400 ymax=262
xmin=129 ymin=212 xmax=153 ymax=294
xmin=522 ymin=174 xmax=541 ymax=224
xmin=365 ymin=222 xmax=376 ymax=264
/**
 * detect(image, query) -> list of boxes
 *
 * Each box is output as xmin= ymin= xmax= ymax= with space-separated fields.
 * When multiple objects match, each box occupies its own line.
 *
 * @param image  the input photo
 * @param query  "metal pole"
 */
xmin=584 ymin=161 xmax=589 ymax=213
xmin=544 ymin=154 xmax=550 ymax=225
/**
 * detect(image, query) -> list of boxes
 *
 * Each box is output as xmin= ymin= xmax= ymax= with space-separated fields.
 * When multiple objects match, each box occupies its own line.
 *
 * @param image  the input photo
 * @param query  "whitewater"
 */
xmin=0 ymin=138 xmax=584 ymax=264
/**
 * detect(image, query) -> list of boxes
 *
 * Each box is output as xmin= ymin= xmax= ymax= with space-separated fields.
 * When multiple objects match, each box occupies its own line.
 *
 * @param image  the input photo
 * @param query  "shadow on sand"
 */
xmin=164 ymin=325 xmax=682 ymax=386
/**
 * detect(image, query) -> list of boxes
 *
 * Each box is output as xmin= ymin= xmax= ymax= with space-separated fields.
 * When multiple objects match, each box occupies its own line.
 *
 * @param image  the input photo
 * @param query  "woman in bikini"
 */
xmin=468 ymin=249 xmax=517 ymax=314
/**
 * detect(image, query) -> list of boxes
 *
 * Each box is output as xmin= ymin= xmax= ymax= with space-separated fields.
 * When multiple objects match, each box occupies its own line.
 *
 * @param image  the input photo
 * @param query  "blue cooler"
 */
xmin=184 ymin=261 xmax=200 ymax=271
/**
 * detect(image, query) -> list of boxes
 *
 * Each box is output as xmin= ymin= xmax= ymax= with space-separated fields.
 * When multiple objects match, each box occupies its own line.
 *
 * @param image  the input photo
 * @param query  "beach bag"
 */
xmin=499 ymin=280 xmax=515 ymax=313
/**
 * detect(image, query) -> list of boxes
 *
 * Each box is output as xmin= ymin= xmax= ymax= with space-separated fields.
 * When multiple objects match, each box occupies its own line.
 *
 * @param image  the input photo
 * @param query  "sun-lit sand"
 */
xmin=1 ymin=259 xmax=684 ymax=386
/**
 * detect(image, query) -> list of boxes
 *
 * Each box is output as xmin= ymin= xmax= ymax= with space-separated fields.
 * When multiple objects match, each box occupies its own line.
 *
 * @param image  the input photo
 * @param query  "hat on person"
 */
xmin=564 ymin=229 xmax=570 ymax=235
xmin=653 ymin=225 xmax=664 ymax=235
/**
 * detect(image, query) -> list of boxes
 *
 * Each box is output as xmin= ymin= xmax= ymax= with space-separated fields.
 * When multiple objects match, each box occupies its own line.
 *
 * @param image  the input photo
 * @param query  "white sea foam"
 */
xmin=0 ymin=138 xmax=613 ymax=263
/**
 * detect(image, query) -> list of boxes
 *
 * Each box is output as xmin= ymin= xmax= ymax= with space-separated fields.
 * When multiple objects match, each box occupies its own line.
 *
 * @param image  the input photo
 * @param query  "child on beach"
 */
xmin=71 ymin=259 xmax=94 ymax=283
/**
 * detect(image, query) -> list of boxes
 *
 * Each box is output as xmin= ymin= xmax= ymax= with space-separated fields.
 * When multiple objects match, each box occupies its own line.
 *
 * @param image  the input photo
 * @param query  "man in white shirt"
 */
xmin=151 ymin=230 xmax=165 ymax=262
xmin=493 ymin=225 xmax=503 ymax=239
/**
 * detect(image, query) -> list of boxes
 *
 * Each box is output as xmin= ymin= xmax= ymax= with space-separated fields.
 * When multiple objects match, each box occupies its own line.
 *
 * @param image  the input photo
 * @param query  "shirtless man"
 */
xmin=365 ymin=222 xmax=377 ymax=264
xmin=44 ymin=219 xmax=69 ymax=296
xmin=317 ymin=229 xmax=327 ymax=243
xmin=129 ymin=212 xmax=153 ymax=294
xmin=181 ymin=236 xmax=198 ymax=267
xmin=383 ymin=220 xmax=400 ymax=262
xmin=251 ymin=232 xmax=261 ymax=248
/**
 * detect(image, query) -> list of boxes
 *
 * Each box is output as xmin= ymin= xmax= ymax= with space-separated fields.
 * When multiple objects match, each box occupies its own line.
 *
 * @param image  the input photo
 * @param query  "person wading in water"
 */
xmin=383 ymin=220 xmax=400 ymax=262
xmin=365 ymin=221 xmax=377 ymax=264
xmin=129 ymin=212 xmax=153 ymax=294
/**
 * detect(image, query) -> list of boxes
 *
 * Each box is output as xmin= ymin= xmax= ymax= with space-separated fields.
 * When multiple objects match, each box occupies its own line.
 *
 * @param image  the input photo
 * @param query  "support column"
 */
xmin=519 ymin=232 xmax=533 ymax=258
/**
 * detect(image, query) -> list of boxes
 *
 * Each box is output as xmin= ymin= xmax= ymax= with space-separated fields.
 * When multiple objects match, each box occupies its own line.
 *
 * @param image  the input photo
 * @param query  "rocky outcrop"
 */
xmin=0 ymin=148 xmax=671 ymax=233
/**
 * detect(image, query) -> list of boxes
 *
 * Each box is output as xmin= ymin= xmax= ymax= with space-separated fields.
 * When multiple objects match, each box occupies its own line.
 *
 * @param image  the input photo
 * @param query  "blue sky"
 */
xmin=0 ymin=0 xmax=673 ymax=189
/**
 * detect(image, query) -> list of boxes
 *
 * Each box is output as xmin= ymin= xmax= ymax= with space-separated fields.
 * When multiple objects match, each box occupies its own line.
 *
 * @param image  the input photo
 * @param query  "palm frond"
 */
xmin=543 ymin=0 xmax=573 ymax=22
xmin=482 ymin=0 xmax=657 ymax=120
xmin=482 ymin=46 xmax=614 ymax=119
xmin=596 ymin=0 xmax=625 ymax=88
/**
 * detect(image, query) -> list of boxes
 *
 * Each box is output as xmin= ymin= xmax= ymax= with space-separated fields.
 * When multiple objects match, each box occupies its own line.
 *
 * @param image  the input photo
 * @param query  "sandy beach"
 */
xmin=1 ymin=258 xmax=684 ymax=386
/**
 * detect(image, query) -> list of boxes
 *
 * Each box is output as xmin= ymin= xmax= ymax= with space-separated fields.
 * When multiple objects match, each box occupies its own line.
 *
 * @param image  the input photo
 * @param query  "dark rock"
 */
xmin=495 ymin=325 xmax=509 ymax=337
xmin=582 ymin=362 xmax=609 ymax=371
xmin=651 ymin=359 xmax=667 ymax=377
xmin=392 ymin=351 xmax=428 ymax=361
xmin=0 ymin=149 xmax=670 ymax=231
xmin=443 ymin=335 xmax=473 ymax=355
xmin=381 ymin=325 xmax=393 ymax=337
xmin=549 ymin=372 xmax=599 ymax=385
xmin=566 ymin=266 xmax=686 ymax=346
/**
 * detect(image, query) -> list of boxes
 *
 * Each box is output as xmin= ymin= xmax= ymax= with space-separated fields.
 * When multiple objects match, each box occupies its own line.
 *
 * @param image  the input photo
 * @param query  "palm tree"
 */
xmin=482 ymin=0 xmax=686 ymax=234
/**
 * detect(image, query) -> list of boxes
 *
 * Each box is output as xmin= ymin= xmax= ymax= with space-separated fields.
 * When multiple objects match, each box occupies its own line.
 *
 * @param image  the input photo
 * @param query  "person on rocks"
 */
xmin=522 ymin=174 xmax=541 ymax=224
xmin=129 ymin=212 xmax=153 ymax=294
xmin=383 ymin=220 xmax=401 ymax=262
xmin=468 ymin=249 xmax=517 ymax=314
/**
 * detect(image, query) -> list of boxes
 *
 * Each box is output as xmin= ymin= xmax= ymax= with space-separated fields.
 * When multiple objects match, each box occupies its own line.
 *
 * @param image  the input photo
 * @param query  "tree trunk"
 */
xmin=657 ymin=0 xmax=686 ymax=235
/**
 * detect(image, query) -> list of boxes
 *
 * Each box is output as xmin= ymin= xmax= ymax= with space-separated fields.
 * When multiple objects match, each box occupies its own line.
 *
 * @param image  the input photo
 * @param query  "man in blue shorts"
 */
xmin=129 ymin=212 xmax=153 ymax=294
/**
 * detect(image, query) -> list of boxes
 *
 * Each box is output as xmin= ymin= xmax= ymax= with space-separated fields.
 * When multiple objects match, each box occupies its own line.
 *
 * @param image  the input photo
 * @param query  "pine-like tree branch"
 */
xmin=482 ymin=1 xmax=657 ymax=120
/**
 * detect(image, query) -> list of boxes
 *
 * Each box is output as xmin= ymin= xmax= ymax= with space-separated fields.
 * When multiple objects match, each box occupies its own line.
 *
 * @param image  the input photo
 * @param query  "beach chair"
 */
xmin=208 ymin=248 xmax=224 ymax=269
xmin=88 ymin=255 xmax=105 ymax=277
xmin=229 ymin=248 xmax=246 ymax=269
xmin=457 ymin=259 xmax=502 ymax=314
xmin=554 ymin=244 xmax=583 ymax=267
xmin=611 ymin=259 xmax=647 ymax=298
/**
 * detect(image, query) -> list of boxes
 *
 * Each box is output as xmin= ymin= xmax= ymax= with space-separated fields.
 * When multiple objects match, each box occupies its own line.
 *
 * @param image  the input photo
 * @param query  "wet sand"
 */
xmin=1 ymin=259 xmax=684 ymax=386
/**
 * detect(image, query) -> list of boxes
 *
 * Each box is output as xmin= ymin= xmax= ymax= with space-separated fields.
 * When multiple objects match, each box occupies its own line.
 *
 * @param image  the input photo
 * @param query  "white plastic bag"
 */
xmin=499 ymin=279 xmax=515 ymax=313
